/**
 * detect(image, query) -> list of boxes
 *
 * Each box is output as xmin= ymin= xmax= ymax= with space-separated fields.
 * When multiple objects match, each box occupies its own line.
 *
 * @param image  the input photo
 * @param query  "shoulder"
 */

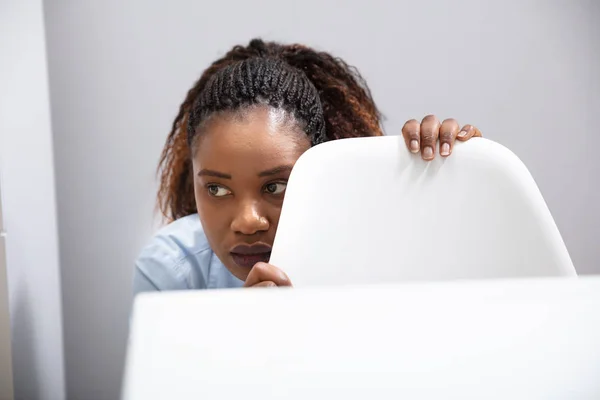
xmin=133 ymin=214 xmax=214 ymax=292
xmin=150 ymin=213 xmax=211 ymax=254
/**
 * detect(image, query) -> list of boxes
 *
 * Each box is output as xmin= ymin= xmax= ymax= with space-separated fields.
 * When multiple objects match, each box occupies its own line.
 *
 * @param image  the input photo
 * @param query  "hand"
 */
xmin=402 ymin=115 xmax=482 ymax=161
xmin=243 ymin=262 xmax=293 ymax=288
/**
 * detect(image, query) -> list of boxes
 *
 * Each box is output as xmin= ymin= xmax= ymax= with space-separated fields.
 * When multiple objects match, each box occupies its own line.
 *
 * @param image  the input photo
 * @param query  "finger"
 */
xmin=420 ymin=115 xmax=441 ymax=161
xmin=401 ymin=119 xmax=421 ymax=153
xmin=439 ymin=118 xmax=460 ymax=157
xmin=243 ymin=262 xmax=292 ymax=288
xmin=250 ymin=281 xmax=277 ymax=288
xmin=456 ymin=124 xmax=483 ymax=141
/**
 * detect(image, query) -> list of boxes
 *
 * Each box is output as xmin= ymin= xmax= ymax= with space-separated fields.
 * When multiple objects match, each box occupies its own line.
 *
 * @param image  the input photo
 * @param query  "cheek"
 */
xmin=194 ymin=186 xmax=223 ymax=230
xmin=193 ymin=185 xmax=205 ymax=215
xmin=270 ymin=210 xmax=282 ymax=231
xmin=262 ymin=199 xmax=284 ymax=231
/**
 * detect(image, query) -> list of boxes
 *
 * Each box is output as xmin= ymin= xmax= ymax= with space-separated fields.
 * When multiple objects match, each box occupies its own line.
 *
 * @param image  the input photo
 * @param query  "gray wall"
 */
xmin=1 ymin=0 xmax=66 ymax=398
xmin=43 ymin=0 xmax=599 ymax=398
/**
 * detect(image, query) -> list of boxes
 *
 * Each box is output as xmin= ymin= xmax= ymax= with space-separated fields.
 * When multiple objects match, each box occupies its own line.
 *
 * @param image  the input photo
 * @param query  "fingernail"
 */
xmin=279 ymin=271 xmax=289 ymax=282
xmin=423 ymin=146 xmax=434 ymax=160
xmin=410 ymin=140 xmax=419 ymax=153
xmin=457 ymin=130 xmax=468 ymax=138
xmin=440 ymin=142 xmax=450 ymax=156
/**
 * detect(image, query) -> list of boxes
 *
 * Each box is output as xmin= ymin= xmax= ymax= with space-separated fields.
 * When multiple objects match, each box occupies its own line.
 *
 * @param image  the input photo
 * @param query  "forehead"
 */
xmin=193 ymin=107 xmax=311 ymax=171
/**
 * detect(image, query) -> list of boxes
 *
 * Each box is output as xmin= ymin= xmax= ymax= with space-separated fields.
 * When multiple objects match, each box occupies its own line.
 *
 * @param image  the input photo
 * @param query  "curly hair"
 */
xmin=157 ymin=38 xmax=383 ymax=221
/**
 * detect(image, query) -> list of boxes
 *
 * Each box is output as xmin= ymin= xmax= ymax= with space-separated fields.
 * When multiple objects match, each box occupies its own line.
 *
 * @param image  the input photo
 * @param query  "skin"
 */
xmin=193 ymin=106 xmax=481 ymax=287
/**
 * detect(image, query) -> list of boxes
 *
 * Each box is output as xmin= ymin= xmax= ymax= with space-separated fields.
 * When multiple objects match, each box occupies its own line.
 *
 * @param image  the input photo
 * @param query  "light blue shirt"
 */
xmin=133 ymin=214 xmax=244 ymax=297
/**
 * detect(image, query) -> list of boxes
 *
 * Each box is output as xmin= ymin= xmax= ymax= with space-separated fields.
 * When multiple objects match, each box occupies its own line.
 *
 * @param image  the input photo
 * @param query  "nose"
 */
xmin=230 ymin=200 xmax=269 ymax=235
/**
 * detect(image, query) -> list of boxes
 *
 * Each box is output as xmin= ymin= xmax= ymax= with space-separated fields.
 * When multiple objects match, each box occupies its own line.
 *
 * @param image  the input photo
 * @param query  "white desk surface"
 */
xmin=124 ymin=276 xmax=600 ymax=400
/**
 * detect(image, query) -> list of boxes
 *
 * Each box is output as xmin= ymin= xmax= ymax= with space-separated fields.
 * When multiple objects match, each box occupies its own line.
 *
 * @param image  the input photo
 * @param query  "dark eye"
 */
xmin=264 ymin=182 xmax=287 ymax=195
xmin=207 ymin=184 xmax=231 ymax=197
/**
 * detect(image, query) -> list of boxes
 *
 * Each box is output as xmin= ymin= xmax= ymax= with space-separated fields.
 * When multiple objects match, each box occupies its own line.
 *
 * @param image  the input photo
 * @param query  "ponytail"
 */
xmin=280 ymin=45 xmax=382 ymax=140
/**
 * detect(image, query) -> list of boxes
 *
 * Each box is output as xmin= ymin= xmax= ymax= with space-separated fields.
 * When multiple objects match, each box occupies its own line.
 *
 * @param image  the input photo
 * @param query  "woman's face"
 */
xmin=192 ymin=106 xmax=311 ymax=281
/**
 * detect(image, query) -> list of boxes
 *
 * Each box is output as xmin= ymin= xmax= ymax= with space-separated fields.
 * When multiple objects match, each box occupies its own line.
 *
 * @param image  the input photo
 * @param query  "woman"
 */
xmin=133 ymin=38 xmax=482 ymax=292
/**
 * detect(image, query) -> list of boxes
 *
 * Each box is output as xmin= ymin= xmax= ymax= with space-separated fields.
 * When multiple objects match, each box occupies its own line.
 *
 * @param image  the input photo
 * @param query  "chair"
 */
xmin=270 ymin=136 xmax=576 ymax=286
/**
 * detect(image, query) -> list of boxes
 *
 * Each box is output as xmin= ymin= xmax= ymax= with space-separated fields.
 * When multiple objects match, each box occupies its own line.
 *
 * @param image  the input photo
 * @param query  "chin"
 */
xmin=222 ymin=257 xmax=252 ymax=282
xmin=230 ymin=267 xmax=251 ymax=282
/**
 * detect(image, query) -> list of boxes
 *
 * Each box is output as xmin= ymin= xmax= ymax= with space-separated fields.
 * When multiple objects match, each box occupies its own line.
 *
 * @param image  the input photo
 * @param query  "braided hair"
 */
xmin=188 ymin=57 xmax=326 ymax=147
xmin=157 ymin=38 xmax=383 ymax=221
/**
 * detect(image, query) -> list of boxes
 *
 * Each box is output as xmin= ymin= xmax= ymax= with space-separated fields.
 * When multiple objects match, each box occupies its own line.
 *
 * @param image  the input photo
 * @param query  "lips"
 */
xmin=229 ymin=243 xmax=272 ymax=269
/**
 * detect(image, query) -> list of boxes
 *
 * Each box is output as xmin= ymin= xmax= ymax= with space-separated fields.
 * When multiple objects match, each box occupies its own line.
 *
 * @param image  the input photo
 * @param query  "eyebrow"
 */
xmin=198 ymin=165 xmax=294 ymax=179
xmin=258 ymin=165 xmax=294 ymax=177
xmin=198 ymin=169 xmax=232 ymax=179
